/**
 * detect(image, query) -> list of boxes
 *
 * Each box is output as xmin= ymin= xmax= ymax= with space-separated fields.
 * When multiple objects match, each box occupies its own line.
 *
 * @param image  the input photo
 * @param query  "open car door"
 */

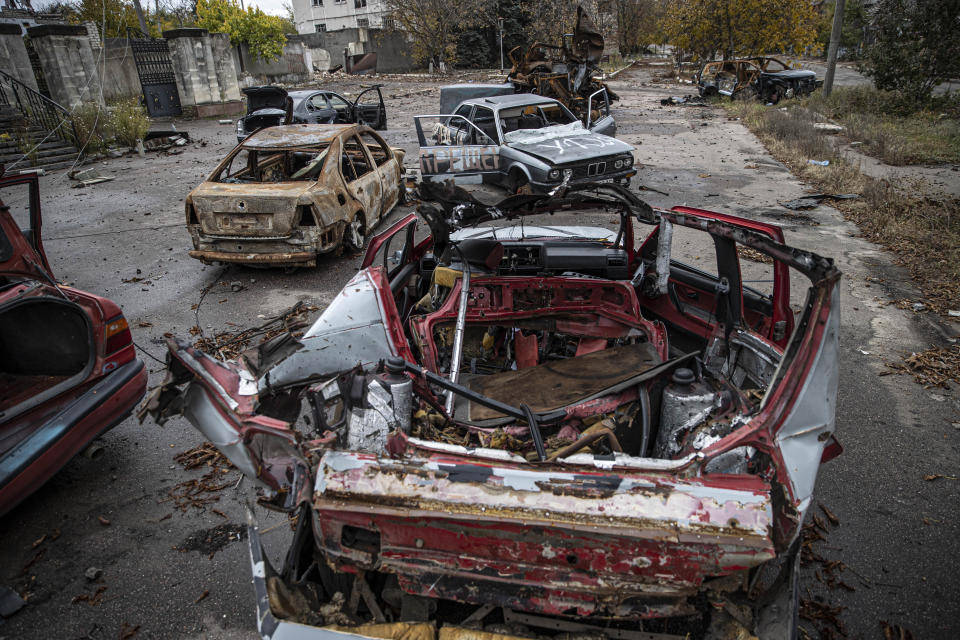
xmin=414 ymin=114 xmax=501 ymax=185
xmin=585 ymin=87 xmax=615 ymax=136
xmin=637 ymin=205 xmax=794 ymax=350
xmin=353 ymin=86 xmax=387 ymax=130
xmin=0 ymin=173 xmax=52 ymax=278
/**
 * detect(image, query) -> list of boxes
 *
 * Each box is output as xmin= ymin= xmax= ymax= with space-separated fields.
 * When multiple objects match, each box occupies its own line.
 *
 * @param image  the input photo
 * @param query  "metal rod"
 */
xmin=522 ymin=403 xmax=547 ymax=461
xmin=444 ymin=250 xmax=471 ymax=415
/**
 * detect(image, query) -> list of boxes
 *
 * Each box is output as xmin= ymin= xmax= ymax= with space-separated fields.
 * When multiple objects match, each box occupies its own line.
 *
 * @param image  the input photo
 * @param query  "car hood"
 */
xmin=504 ymin=123 xmax=633 ymax=164
xmin=242 ymin=86 xmax=289 ymax=114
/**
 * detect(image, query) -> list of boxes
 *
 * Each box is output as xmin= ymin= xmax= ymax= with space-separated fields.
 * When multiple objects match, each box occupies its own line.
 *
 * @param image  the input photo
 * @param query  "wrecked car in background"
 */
xmin=416 ymin=94 xmax=632 ymax=194
xmin=696 ymin=58 xmax=821 ymax=103
xmin=146 ymin=180 xmax=842 ymax=639
xmin=237 ymin=85 xmax=387 ymax=143
xmin=442 ymin=6 xmax=618 ymax=133
xmin=186 ymin=124 xmax=405 ymax=269
xmin=0 ymin=173 xmax=146 ymax=516
xmin=507 ymin=6 xmax=618 ymax=128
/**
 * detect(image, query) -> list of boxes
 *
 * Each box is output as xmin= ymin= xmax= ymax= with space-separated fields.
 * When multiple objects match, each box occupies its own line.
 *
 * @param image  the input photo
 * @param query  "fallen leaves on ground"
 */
xmin=164 ymin=442 xmax=237 ymax=512
xmin=923 ymin=473 xmax=957 ymax=481
xmin=886 ymin=344 xmax=960 ymax=389
xmin=72 ymin=585 xmax=107 ymax=606
xmin=737 ymin=246 xmax=774 ymax=264
xmin=880 ymin=621 xmax=914 ymax=640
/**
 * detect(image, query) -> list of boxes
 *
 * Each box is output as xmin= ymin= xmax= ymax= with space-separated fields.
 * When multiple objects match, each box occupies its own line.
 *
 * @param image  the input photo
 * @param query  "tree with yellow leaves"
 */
xmin=661 ymin=0 xmax=820 ymax=61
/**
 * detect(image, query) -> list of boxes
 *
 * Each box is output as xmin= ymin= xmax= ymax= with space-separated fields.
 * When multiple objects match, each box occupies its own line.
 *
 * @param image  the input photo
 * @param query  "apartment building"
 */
xmin=291 ymin=0 xmax=387 ymax=34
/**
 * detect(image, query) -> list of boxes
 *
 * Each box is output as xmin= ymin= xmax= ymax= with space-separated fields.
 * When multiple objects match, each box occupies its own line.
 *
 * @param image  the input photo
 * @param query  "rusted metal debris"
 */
xmin=193 ymin=301 xmax=317 ymax=361
xmin=886 ymin=344 xmax=960 ymax=389
xmin=506 ymin=6 xmax=617 ymax=125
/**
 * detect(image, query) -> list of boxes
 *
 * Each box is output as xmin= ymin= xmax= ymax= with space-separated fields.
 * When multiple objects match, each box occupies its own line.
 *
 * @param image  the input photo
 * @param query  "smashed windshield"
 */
xmin=215 ymin=145 xmax=331 ymax=183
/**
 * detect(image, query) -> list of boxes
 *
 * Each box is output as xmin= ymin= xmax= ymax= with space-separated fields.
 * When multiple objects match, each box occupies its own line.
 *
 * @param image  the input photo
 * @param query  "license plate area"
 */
xmin=215 ymin=213 xmax=274 ymax=233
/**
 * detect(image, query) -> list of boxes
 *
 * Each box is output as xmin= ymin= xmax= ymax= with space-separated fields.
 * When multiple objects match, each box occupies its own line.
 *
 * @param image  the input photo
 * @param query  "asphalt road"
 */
xmin=0 ymin=67 xmax=957 ymax=639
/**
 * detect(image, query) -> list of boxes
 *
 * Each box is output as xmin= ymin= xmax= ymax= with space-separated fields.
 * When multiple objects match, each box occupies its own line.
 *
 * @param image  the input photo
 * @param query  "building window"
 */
xmin=311 ymin=0 xmax=322 ymax=5
xmin=316 ymin=23 xmax=326 ymax=32
xmin=355 ymin=0 xmax=366 ymax=7
xmin=335 ymin=0 xmax=345 ymax=4
xmin=357 ymin=17 xmax=369 ymax=27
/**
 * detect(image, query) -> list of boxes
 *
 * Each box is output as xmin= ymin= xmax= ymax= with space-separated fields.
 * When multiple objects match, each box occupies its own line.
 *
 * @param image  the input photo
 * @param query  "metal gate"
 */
xmin=128 ymin=30 xmax=182 ymax=118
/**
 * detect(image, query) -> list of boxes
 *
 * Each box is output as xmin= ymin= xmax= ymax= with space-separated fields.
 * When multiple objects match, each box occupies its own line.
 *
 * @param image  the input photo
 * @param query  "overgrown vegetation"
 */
xmin=67 ymin=98 xmax=150 ymax=154
xmin=861 ymin=0 xmax=960 ymax=105
xmin=195 ymin=0 xmax=292 ymax=61
xmin=801 ymin=87 xmax=960 ymax=165
xmin=725 ymin=100 xmax=960 ymax=313
xmin=661 ymin=0 xmax=821 ymax=62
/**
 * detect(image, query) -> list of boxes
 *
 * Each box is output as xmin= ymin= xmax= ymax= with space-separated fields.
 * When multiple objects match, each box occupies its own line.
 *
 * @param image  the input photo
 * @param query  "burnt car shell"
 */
xmin=0 ymin=173 xmax=146 ymax=516
xmin=146 ymin=183 xmax=841 ymax=639
xmin=697 ymin=58 xmax=820 ymax=102
xmin=186 ymin=124 xmax=406 ymax=268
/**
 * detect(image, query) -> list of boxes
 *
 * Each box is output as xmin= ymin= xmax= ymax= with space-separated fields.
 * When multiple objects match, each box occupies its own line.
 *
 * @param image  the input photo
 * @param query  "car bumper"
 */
xmin=189 ymin=249 xmax=318 ymax=267
xmin=532 ymin=170 xmax=635 ymax=193
xmin=0 ymin=359 xmax=147 ymax=516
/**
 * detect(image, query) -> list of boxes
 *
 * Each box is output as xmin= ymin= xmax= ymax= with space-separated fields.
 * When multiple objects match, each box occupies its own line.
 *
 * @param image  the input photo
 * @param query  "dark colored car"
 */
xmin=236 ymin=85 xmax=387 ymax=143
xmin=145 ymin=182 xmax=842 ymax=639
xmin=697 ymin=57 xmax=821 ymax=103
xmin=0 ymin=173 xmax=146 ymax=517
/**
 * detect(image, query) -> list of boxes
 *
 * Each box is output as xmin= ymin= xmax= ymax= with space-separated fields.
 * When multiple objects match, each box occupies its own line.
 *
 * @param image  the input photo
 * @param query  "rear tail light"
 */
xmin=186 ymin=201 xmax=199 ymax=225
xmin=105 ymin=316 xmax=133 ymax=355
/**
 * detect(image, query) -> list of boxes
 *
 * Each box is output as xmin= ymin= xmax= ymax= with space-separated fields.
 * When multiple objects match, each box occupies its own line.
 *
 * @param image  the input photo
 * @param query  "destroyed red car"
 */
xmin=0 ymin=173 xmax=146 ymax=517
xmin=146 ymin=183 xmax=841 ymax=639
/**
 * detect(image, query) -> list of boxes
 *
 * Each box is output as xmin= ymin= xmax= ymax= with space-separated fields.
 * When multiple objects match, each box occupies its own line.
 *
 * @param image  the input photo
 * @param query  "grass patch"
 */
xmin=724 ymin=99 xmax=960 ymax=314
xmin=801 ymin=87 xmax=960 ymax=165
xmin=67 ymin=97 xmax=151 ymax=153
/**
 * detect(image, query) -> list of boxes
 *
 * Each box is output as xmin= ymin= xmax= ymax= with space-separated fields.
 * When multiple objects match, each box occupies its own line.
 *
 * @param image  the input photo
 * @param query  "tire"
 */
xmin=508 ymin=169 xmax=530 ymax=195
xmin=345 ymin=212 xmax=367 ymax=251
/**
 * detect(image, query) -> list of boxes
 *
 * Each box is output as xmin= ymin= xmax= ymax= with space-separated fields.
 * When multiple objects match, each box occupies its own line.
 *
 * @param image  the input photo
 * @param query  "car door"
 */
xmin=0 ymin=173 xmax=52 ymax=278
xmin=327 ymin=93 xmax=354 ymax=124
xmin=585 ymin=88 xmax=615 ymax=136
xmin=340 ymin=133 xmax=384 ymax=226
xmin=637 ymin=206 xmax=793 ymax=349
xmin=414 ymin=109 xmax=500 ymax=185
xmin=304 ymin=92 xmax=336 ymax=124
xmin=358 ymin=130 xmax=401 ymax=214
xmin=352 ymin=86 xmax=387 ymax=130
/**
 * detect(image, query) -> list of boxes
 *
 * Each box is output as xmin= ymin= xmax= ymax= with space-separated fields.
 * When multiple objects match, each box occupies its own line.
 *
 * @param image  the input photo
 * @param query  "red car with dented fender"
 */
xmin=146 ymin=183 xmax=841 ymax=639
xmin=0 ymin=173 xmax=146 ymax=517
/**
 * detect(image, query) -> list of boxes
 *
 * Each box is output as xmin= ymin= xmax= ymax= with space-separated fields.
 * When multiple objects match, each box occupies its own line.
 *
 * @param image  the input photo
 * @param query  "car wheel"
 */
xmin=345 ymin=212 xmax=367 ymax=251
xmin=510 ymin=170 xmax=531 ymax=195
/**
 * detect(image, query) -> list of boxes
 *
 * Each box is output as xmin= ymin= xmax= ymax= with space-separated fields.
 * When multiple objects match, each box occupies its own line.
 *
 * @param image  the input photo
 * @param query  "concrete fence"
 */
xmin=2 ymin=24 xmax=415 ymax=118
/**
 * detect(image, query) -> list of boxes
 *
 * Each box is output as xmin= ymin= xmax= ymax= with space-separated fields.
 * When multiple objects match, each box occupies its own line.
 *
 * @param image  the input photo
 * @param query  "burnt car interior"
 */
xmin=217 ymin=147 xmax=332 ymax=183
xmin=499 ymin=103 xmax=578 ymax=136
xmin=150 ymin=180 xmax=839 ymax=638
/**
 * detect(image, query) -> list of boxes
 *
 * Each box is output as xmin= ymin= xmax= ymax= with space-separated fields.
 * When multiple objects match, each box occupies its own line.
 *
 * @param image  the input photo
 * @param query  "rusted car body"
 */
xmin=147 ymin=183 xmax=841 ymax=639
xmin=696 ymin=58 xmax=820 ymax=103
xmin=507 ymin=7 xmax=618 ymax=128
xmin=0 ymin=173 xmax=146 ymax=516
xmin=186 ymin=124 xmax=405 ymax=268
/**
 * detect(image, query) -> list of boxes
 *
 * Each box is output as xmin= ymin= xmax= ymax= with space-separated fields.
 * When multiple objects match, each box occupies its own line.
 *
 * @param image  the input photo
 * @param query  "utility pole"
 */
xmin=131 ymin=0 xmax=149 ymax=35
xmin=499 ymin=17 xmax=504 ymax=72
xmin=823 ymin=0 xmax=846 ymax=97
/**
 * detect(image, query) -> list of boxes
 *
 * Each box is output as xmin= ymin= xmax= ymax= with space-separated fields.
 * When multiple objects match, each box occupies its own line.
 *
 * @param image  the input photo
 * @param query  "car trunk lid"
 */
xmin=190 ymin=182 xmax=315 ymax=237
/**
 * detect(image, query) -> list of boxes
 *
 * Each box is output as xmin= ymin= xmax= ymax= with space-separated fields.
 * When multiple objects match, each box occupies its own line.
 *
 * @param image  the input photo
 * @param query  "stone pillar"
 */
xmin=0 ymin=24 xmax=37 ymax=91
xmin=208 ymin=33 xmax=241 ymax=102
xmin=163 ymin=28 xmax=213 ymax=107
xmin=26 ymin=24 xmax=103 ymax=107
